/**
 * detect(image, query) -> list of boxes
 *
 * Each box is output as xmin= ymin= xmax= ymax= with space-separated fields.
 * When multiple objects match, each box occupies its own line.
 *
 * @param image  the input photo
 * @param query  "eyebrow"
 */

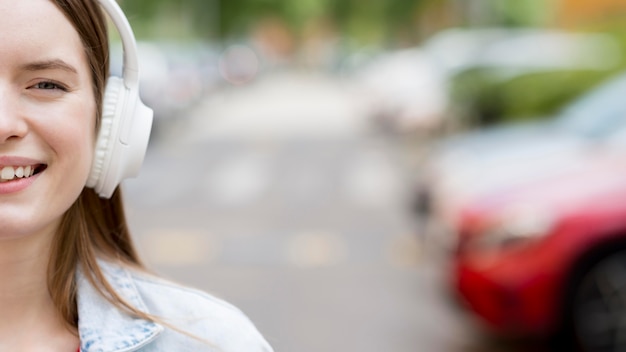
xmin=20 ymin=59 xmax=78 ymax=74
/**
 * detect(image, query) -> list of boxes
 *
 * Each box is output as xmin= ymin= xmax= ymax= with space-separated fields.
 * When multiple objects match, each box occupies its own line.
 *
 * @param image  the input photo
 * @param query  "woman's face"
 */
xmin=0 ymin=0 xmax=96 ymax=239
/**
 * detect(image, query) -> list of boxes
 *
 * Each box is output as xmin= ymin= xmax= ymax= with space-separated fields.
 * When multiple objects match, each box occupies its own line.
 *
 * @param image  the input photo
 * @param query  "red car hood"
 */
xmin=458 ymin=156 xmax=626 ymax=236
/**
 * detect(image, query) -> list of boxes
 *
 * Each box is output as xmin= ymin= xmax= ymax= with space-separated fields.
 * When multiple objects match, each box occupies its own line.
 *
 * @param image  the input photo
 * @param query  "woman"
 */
xmin=0 ymin=0 xmax=273 ymax=351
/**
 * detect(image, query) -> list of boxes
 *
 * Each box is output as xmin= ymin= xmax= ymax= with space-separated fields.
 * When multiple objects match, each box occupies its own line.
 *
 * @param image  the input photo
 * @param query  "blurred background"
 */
xmin=115 ymin=0 xmax=626 ymax=351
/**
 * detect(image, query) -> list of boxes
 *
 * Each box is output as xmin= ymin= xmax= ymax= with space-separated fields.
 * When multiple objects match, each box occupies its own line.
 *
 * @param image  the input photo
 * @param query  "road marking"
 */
xmin=141 ymin=229 xmax=219 ymax=266
xmin=343 ymin=150 xmax=401 ymax=208
xmin=386 ymin=233 xmax=423 ymax=268
xmin=286 ymin=231 xmax=346 ymax=268
xmin=205 ymin=154 xmax=271 ymax=206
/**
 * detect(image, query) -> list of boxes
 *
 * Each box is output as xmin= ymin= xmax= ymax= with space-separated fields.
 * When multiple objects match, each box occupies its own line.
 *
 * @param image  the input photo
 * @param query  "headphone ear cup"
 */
xmin=87 ymin=76 xmax=124 ymax=190
xmin=87 ymin=0 xmax=154 ymax=198
xmin=87 ymin=76 xmax=153 ymax=198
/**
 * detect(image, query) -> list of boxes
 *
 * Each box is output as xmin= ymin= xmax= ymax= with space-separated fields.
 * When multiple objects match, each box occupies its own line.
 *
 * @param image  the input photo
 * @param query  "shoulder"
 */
xmin=120 ymin=266 xmax=274 ymax=351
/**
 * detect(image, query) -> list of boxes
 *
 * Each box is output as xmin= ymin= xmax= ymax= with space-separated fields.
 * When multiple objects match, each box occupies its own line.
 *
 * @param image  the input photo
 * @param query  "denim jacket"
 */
xmin=76 ymin=261 xmax=274 ymax=352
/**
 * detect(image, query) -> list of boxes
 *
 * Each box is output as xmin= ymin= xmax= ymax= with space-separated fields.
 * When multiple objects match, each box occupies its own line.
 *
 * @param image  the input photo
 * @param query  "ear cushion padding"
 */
xmin=87 ymin=76 xmax=124 ymax=188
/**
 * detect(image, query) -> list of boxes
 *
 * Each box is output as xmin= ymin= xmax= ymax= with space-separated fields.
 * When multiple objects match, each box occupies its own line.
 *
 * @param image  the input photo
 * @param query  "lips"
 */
xmin=0 ymin=164 xmax=46 ymax=183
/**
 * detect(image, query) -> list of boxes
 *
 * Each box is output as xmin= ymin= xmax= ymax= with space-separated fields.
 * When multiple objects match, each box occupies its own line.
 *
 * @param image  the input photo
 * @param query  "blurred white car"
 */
xmin=354 ymin=48 xmax=449 ymax=134
xmin=353 ymin=28 xmax=620 ymax=135
xmin=420 ymin=71 xmax=626 ymax=234
xmin=424 ymin=27 xmax=620 ymax=77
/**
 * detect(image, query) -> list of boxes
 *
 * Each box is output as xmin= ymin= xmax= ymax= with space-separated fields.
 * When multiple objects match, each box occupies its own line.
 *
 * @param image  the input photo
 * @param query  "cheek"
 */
xmin=44 ymin=100 xmax=97 ymax=171
xmin=71 ymin=109 xmax=97 ymax=170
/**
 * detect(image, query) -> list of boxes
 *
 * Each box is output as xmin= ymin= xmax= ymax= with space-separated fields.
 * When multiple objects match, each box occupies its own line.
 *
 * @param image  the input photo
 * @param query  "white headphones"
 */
xmin=86 ymin=0 xmax=153 ymax=198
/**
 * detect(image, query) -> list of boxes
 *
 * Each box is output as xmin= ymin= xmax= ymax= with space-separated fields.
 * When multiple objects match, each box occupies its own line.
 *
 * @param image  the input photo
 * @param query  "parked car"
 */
xmin=353 ymin=47 xmax=449 ymax=134
xmin=442 ymin=27 xmax=622 ymax=127
xmin=352 ymin=28 xmax=620 ymax=134
xmin=419 ymin=71 xmax=626 ymax=240
xmin=451 ymin=154 xmax=626 ymax=351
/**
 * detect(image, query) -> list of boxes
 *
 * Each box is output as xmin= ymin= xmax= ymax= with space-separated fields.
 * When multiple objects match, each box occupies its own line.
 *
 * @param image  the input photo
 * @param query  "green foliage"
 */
xmin=449 ymin=19 xmax=626 ymax=128
xmin=452 ymin=68 xmax=624 ymax=127
xmin=489 ymin=0 xmax=554 ymax=27
xmin=119 ymin=0 xmax=424 ymax=44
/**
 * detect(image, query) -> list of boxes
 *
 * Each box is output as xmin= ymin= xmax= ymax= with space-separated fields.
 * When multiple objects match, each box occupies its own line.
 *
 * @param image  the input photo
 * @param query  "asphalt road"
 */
xmin=122 ymin=71 xmax=547 ymax=352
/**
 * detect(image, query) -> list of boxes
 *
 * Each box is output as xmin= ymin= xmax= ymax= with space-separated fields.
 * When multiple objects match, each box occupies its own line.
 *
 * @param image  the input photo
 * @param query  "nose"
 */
xmin=0 ymin=88 xmax=28 ymax=144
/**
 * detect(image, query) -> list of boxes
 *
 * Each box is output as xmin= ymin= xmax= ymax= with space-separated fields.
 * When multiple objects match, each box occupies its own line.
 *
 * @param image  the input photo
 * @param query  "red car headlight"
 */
xmin=466 ymin=207 xmax=555 ymax=252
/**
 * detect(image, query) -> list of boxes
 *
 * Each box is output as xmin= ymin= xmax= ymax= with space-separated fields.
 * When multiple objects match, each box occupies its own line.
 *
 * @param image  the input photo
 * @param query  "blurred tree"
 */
xmin=118 ymin=0 xmax=564 ymax=46
xmin=324 ymin=0 xmax=425 ymax=47
xmin=119 ymin=0 xmax=165 ymax=19
xmin=119 ymin=0 xmax=427 ymax=46
xmin=489 ymin=0 xmax=552 ymax=27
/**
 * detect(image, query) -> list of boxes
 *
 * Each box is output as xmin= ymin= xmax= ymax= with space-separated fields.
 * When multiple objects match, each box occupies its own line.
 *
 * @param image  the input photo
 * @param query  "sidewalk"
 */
xmin=180 ymin=70 xmax=372 ymax=142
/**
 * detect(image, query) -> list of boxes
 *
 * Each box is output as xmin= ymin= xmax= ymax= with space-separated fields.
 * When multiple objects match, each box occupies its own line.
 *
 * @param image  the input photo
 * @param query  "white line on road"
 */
xmin=141 ymin=229 xmax=219 ymax=266
xmin=285 ymin=231 xmax=347 ymax=268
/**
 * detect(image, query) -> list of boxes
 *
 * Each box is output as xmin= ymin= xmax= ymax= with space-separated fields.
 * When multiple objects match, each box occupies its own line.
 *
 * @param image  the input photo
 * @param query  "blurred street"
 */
xmin=122 ymin=71 xmax=544 ymax=352
xmin=112 ymin=1 xmax=626 ymax=350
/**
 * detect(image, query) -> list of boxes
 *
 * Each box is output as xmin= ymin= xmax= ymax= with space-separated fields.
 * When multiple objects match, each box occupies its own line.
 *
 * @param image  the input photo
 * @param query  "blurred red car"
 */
xmin=452 ymin=157 xmax=626 ymax=351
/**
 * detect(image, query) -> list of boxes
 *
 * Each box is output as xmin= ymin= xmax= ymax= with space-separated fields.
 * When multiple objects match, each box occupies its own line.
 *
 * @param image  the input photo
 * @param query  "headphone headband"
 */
xmin=96 ymin=0 xmax=139 ymax=88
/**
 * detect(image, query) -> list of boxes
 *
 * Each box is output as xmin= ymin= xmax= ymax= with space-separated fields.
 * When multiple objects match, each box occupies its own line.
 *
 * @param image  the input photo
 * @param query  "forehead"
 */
xmin=0 ymin=0 xmax=87 ymax=71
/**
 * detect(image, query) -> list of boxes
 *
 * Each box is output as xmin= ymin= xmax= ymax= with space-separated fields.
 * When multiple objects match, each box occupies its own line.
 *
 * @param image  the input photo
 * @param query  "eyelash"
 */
xmin=32 ymin=81 xmax=68 ymax=92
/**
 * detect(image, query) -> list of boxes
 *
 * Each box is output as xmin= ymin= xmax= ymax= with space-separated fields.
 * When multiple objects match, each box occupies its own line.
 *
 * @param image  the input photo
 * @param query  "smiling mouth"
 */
xmin=0 ymin=165 xmax=47 ymax=183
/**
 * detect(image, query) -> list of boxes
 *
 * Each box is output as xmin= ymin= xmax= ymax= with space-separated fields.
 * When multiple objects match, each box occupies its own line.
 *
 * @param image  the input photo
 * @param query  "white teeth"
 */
xmin=0 ymin=166 xmax=37 ymax=181
xmin=1 ymin=166 xmax=15 ymax=180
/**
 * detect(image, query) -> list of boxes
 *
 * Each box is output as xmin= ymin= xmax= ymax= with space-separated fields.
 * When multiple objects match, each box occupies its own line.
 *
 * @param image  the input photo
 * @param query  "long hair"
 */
xmin=47 ymin=0 xmax=150 ymax=331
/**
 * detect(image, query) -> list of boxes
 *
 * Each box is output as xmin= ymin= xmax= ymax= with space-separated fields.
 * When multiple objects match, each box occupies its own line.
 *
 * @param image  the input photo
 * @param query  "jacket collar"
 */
xmin=76 ymin=261 xmax=164 ymax=352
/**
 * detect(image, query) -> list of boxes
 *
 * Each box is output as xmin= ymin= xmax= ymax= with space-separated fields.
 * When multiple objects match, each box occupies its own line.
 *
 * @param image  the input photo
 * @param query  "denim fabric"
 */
xmin=76 ymin=261 xmax=274 ymax=352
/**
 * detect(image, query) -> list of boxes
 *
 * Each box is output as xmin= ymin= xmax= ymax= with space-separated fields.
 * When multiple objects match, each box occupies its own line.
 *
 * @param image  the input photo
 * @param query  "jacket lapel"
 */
xmin=76 ymin=261 xmax=164 ymax=352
